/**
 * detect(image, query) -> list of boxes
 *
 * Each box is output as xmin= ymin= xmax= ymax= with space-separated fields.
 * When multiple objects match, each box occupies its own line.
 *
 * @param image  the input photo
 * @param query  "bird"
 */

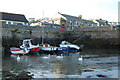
xmin=17 ymin=55 xmax=20 ymax=60
xmin=42 ymin=54 xmax=50 ymax=59
xmin=78 ymin=55 xmax=83 ymax=61
xmin=56 ymin=54 xmax=63 ymax=59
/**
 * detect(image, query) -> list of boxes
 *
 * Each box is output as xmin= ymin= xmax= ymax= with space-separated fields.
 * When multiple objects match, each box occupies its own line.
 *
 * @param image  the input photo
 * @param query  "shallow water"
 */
xmin=2 ymin=49 xmax=119 ymax=78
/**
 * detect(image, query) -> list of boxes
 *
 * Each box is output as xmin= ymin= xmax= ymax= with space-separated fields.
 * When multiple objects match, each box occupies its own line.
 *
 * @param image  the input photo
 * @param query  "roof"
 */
xmin=59 ymin=13 xmax=79 ymax=19
xmin=96 ymin=20 xmax=106 ymax=24
xmin=0 ymin=12 xmax=28 ymax=22
xmin=42 ymin=22 xmax=62 ymax=27
xmin=58 ymin=12 xmax=95 ymax=24
xmin=58 ymin=12 xmax=81 ymax=21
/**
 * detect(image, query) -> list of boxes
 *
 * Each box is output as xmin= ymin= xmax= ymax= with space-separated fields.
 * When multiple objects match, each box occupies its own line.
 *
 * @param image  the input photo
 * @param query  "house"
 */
xmin=108 ymin=22 xmax=120 ymax=26
xmin=91 ymin=18 xmax=108 ymax=26
xmin=0 ymin=12 xmax=28 ymax=25
xmin=58 ymin=12 xmax=97 ymax=29
xmin=28 ymin=18 xmax=36 ymax=23
xmin=39 ymin=17 xmax=66 ymax=27
xmin=41 ymin=22 xmax=63 ymax=28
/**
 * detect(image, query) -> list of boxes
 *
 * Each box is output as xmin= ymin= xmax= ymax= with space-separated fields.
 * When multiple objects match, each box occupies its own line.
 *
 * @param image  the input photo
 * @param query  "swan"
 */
xmin=56 ymin=54 xmax=63 ymax=59
xmin=17 ymin=55 xmax=20 ymax=60
xmin=42 ymin=54 xmax=50 ymax=59
xmin=78 ymin=55 xmax=83 ymax=61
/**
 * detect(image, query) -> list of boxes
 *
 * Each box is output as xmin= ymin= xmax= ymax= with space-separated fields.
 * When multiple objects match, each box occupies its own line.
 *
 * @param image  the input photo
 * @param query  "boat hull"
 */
xmin=57 ymin=47 xmax=78 ymax=53
xmin=29 ymin=47 xmax=40 ymax=52
xmin=40 ymin=47 xmax=57 ymax=51
xmin=10 ymin=47 xmax=29 ymax=55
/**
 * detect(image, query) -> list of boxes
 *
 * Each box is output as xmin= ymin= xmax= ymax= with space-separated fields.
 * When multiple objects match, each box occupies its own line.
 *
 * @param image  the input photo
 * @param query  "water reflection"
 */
xmin=2 ymin=49 xmax=119 ymax=78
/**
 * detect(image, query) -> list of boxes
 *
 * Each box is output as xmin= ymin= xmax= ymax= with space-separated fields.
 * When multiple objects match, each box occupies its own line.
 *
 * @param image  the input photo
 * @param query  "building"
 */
xmin=0 ymin=12 xmax=28 ymax=25
xmin=28 ymin=18 xmax=36 ymax=23
xmin=108 ymin=22 xmax=120 ymax=26
xmin=40 ymin=17 xmax=66 ymax=27
xmin=90 ymin=18 xmax=108 ymax=26
xmin=30 ymin=17 xmax=66 ymax=27
xmin=58 ymin=12 xmax=97 ymax=29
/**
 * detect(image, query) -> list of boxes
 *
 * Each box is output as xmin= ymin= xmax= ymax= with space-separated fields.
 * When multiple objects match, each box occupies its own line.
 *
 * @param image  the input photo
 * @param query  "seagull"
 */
xmin=78 ymin=55 xmax=83 ymax=61
xmin=17 ymin=55 xmax=20 ymax=60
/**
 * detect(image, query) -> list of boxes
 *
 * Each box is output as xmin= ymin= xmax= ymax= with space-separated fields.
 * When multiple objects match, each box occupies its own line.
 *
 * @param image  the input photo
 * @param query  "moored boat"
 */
xmin=10 ymin=39 xmax=40 ymax=54
xmin=20 ymin=39 xmax=40 ymax=52
xmin=59 ymin=41 xmax=84 ymax=51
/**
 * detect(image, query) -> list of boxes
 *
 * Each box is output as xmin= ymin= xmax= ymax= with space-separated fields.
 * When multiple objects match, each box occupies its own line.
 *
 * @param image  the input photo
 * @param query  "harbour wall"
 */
xmin=1 ymin=24 xmax=119 ymax=40
xmin=1 ymin=24 xmax=120 ymax=54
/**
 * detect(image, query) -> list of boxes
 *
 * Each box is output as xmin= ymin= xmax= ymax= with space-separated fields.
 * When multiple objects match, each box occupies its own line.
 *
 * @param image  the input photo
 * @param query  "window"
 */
xmin=8 ymin=22 xmax=11 ymax=24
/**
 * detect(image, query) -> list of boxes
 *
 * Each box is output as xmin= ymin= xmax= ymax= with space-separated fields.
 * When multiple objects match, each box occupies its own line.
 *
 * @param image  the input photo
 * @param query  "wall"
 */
xmin=1 ymin=24 xmax=119 ymax=40
xmin=1 ymin=24 xmax=61 ymax=39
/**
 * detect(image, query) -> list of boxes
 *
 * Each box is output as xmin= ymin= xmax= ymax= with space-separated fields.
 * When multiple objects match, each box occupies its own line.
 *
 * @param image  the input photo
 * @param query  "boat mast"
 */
xmin=42 ymin=10 xmax=44 ymax=45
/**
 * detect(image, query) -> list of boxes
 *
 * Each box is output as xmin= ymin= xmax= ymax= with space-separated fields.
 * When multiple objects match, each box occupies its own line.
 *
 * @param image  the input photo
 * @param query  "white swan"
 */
xmin=17 ymin=55 xmax=20 ymax=60
xmin=42 ymin=54 xmax=50 ymax=59
xmin=78 ymin=55 xmax=83 ymax=61
xmin=56 ymin=54 xmax=63 ymax=59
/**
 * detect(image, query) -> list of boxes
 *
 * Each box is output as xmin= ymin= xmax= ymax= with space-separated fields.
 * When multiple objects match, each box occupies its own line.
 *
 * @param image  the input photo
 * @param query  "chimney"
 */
xmin=78 ymin=15 xmax=82 ymax=19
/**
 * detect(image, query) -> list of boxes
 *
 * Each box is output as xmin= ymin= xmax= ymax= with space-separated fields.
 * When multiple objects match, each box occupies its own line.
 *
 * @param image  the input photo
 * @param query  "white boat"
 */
xmin=59 ymin=41 xmax=83 ymax=51
xmin=10 ymin=39 xmax=40 ymax=54
xmin=39 ymin=11 xmax=58 ymax=52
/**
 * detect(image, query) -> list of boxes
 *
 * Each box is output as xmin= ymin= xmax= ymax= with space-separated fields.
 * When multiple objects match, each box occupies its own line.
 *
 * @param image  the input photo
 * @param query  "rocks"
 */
xmin=2 ymin=70 xmax=33 ymax=80
xmin=96 ymin=74 xmax=107 ymax=77
xmin=83 ymin=69 xmax=94 ymax=72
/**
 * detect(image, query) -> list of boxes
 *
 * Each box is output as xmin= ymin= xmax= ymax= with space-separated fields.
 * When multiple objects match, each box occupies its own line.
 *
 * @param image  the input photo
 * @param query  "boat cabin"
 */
xmin=61 ymin=41 xmax=71 ymax=45
xmin=20 ymin=39 xmax=33 ymax=48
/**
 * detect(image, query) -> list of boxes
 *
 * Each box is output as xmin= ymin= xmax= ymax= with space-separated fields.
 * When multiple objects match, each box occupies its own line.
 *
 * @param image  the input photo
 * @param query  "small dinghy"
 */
xmin=10 ymin=47 xmax=29 ymax=55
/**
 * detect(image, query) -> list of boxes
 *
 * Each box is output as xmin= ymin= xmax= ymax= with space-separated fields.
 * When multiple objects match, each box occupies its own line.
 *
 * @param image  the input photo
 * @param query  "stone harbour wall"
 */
xmin=1 ymin=24 xmax=119 ymax=40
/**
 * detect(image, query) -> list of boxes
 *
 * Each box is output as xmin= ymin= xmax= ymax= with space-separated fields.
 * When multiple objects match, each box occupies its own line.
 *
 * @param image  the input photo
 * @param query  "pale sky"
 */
xmin=0 ymin=0 xmax=119 ymax=22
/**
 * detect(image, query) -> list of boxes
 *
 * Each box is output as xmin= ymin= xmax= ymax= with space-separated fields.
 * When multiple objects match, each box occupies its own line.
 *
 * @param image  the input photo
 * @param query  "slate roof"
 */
xmin=58 ymin=12 xmax=95 ymax=24
xmin=0 ymin=12 xmax=28 ymax=22
xmin=59 ymin=12 xmax=79 ymax=19
xmin=96 ymin=20 xmax=106 ymax=24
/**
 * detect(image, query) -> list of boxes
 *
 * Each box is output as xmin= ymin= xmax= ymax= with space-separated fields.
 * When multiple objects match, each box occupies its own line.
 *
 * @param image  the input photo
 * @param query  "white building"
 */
xmin=0 ymin=12 xmax=28 ymax=25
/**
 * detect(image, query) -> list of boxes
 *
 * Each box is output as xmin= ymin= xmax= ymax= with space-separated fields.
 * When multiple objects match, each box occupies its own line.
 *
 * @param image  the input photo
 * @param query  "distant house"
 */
xmin=40 ymin=17 xmax=66 ymax=27
xmin=41 ymin=22 xmax=63 ymax=28
xmin=0 ymin=12 xmax=28 ymax=25
xmin=91 ymin=18 xmax=108 ymax=26
xmin=108 ymin=22 xmax=120 ymax=26
xmin=28 ymin=18 xmax=36 ymax=23
xmin=58 ymin=12 xmax=97 ymax=29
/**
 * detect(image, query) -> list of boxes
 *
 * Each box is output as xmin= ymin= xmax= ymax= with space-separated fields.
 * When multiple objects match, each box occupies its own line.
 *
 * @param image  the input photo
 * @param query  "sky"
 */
xmin=0 ymin=0 xmax=119 ymax=22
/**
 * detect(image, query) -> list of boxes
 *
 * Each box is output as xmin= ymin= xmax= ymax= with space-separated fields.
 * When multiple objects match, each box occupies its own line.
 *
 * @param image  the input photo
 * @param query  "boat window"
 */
xmin=31 ymin=40 xmax=36 ymax=45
